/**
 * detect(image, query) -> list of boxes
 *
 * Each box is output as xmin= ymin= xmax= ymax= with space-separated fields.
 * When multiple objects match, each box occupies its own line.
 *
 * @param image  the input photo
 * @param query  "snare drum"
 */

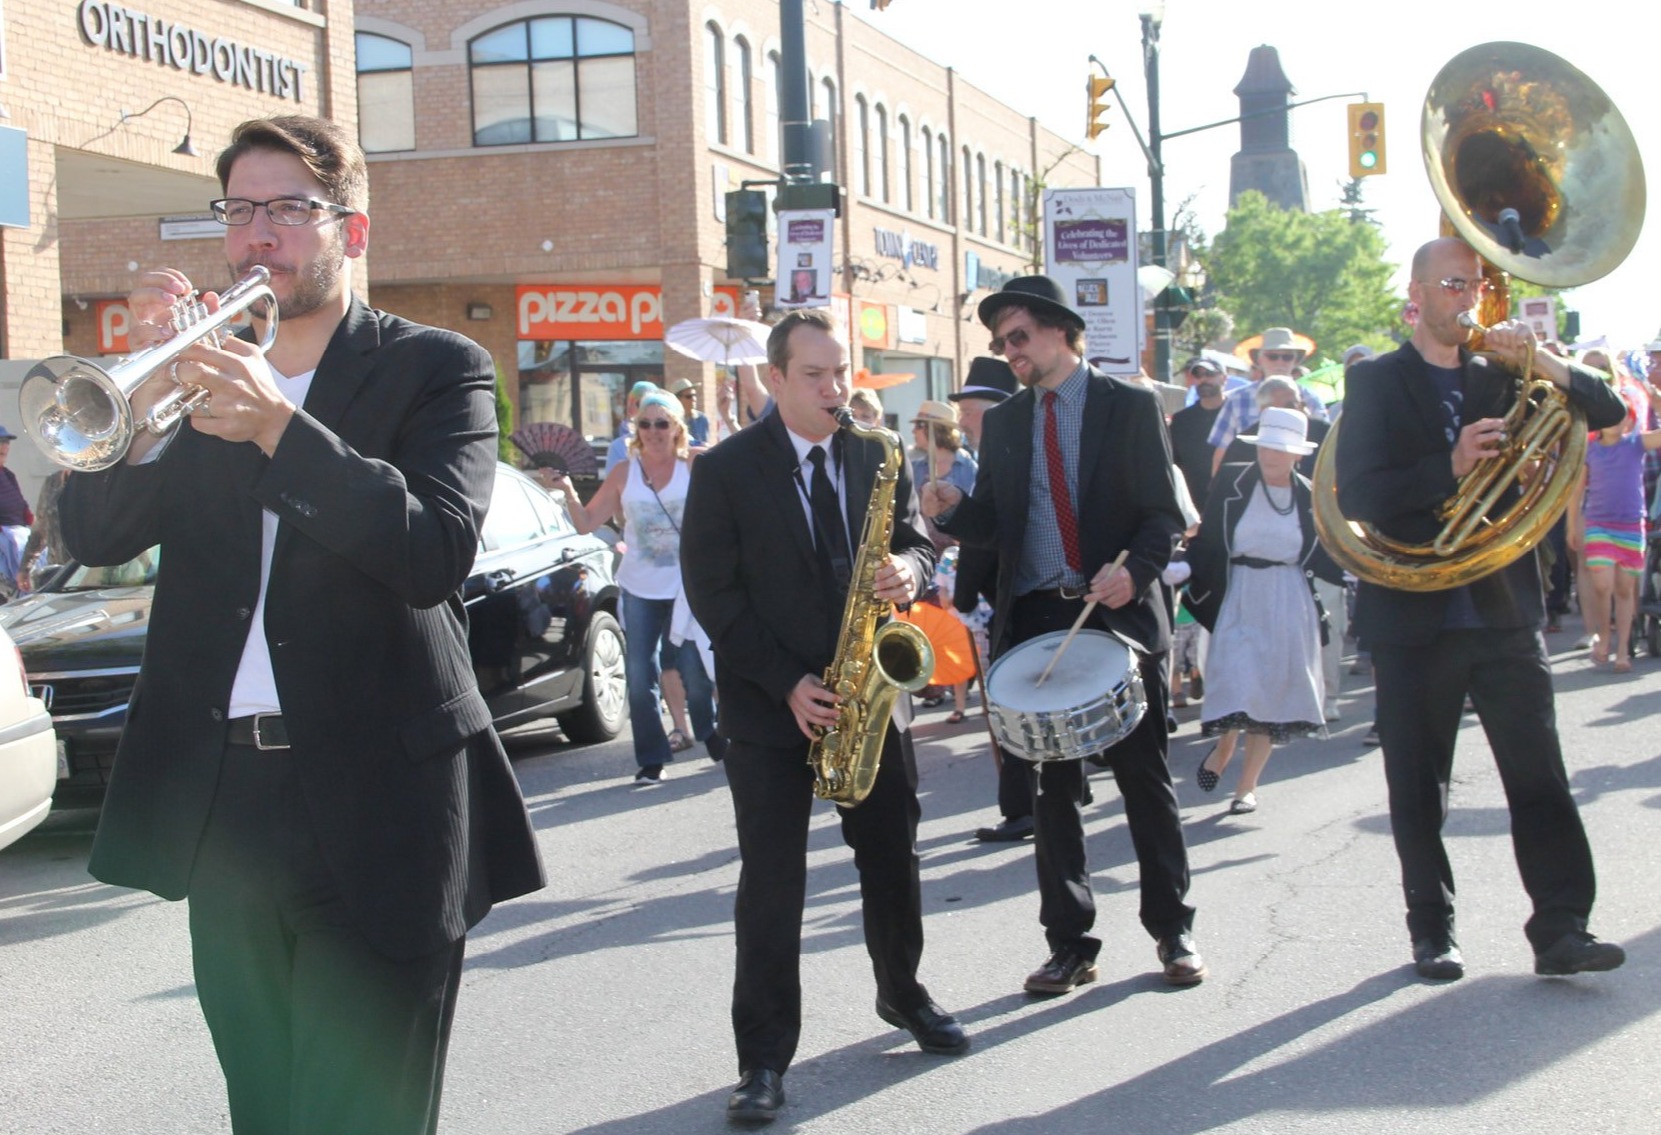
xmin=984 ymin=630 xmax=1145 ymax=762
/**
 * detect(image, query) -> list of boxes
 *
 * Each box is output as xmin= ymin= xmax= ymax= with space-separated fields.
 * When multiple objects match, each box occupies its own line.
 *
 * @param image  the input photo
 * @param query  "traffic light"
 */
xmin=1347 ymin=102 xmax=1387 ymax=178
xmin=725 ymin=189 xmax=769 ymax=281
xmin=1087 ymin=76 xmax=1115 ymax=140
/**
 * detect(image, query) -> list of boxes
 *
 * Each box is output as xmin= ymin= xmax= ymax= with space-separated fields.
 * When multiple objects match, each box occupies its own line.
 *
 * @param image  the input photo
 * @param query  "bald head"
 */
xmin=1411 ymin=237 xmax=1476 ymax=280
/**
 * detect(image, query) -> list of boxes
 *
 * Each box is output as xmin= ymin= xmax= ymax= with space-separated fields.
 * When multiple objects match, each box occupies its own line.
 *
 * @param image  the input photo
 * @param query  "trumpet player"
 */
xmin=1336 ymin=236 xmax=1627 ymax=982
xmin=58 ymin=115 xmax=543 ymax=1134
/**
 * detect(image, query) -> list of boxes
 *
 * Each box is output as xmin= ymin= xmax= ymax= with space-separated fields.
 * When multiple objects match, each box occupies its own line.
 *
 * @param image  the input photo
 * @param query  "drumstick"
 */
xmin=1034 ymin=551 xmax=1129 ymax=689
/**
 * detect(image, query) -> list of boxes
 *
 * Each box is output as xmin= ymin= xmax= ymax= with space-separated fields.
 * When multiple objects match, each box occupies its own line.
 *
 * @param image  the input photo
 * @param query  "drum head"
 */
xmin=986 ymin=630 xmax=1130 ymax=714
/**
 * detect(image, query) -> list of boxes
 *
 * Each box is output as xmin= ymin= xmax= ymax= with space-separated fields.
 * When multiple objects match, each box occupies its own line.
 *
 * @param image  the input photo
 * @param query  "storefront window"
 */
xmin=517 ymin=340 xmax=663 ymax=447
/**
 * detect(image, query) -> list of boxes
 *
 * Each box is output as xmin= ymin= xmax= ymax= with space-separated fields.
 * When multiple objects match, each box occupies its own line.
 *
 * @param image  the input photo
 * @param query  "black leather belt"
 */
xmin=227 ymin=713 xmax=290 ymax=751
xmin=1020 ymin=585 xmax=1088 ymax=602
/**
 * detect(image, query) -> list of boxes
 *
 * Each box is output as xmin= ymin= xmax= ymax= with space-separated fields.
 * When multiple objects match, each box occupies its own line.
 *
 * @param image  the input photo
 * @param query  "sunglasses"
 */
xmin=988 ymin=327 xmax=1032 ymax=355
xmin=1187 ymin=366 xmax=1221 ymax=378
xmin=1261 ymin=351 xmax=1298 ymax=363
xmin=1433 ymin=276 xmax=1490 ymax=296
xmin=637 ymin=418 xmax=675 ymax=431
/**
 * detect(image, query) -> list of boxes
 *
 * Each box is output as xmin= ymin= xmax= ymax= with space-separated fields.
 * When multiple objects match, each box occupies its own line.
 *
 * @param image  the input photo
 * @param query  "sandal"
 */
xmin=667 ymin=729 xmax=694 ymax=752
xmin=1590 ymin=635 xmax=1608 ymax=665
xmin=1196 ymin=745 xmax=1220 ymax=793
xmin=1614 ymin=658 xmax=1633 ymax=674
xmin=945 ymin=710 xmax=966 ymax=724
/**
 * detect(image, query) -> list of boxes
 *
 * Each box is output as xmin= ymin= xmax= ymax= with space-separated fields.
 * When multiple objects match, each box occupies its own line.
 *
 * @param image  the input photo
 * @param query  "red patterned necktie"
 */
xmin=1043 ymin=390 xmax=1083 ymax=573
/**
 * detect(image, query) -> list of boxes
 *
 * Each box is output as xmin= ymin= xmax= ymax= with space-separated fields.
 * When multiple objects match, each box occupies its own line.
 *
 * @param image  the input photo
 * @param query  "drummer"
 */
xmin=920 ymin=275 xmax=1204 ymax=995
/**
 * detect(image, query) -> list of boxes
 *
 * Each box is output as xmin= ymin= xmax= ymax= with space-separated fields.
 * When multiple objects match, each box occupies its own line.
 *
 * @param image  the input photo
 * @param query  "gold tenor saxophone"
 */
xmin=808 ymin=409 xmax=936 ymax=806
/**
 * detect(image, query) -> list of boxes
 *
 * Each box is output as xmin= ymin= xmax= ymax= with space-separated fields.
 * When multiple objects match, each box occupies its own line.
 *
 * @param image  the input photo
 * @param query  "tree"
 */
xmin=1175 ymin=307 xmax=1235 ymax=358
xmin=1204 ymin=191 xmax=1401 ymax=360
xmin=495 ymin=363 xmax=517 ymax=464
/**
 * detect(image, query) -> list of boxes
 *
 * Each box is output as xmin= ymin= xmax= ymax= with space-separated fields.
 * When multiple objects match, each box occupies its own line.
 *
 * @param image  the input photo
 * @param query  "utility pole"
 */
xmin=1140 ymin=5 xmax=1169 ymax=383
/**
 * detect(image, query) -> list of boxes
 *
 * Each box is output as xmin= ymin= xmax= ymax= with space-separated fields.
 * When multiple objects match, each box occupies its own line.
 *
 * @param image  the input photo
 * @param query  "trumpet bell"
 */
xmin=18 ymin=357 xmax=136 ymax=473
xmin=1422 ymin=41 xmax=1646 ymax=288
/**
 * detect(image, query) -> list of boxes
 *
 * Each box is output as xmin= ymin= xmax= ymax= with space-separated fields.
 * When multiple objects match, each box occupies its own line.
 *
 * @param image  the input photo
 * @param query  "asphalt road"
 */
xmin=3 ymin=628 xmax=1659 ymax=1134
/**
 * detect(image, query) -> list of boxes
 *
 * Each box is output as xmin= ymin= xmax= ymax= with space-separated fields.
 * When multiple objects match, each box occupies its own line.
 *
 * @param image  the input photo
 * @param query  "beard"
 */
xmin=233 ymin=231 xmax=346 ymax=322
xmin=1197 ymin=381 xmax=1221 ymax=399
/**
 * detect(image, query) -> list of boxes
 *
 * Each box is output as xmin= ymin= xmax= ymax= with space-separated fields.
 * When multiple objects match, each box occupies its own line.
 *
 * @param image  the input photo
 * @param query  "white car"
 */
xmin=0 ymin=623 xmax=57 ymax=850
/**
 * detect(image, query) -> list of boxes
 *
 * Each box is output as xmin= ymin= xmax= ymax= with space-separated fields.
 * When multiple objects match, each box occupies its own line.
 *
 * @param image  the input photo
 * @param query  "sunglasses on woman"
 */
xmin=637 ymin=417 xmax=675 ymax=431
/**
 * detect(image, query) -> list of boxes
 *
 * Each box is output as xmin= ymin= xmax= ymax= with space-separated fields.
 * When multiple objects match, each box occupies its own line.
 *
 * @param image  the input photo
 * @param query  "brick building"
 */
xmin=2 ymin=0 xmax=1098 ymax=462
xmin=357 ymin=0 xmax=1099 ymax=437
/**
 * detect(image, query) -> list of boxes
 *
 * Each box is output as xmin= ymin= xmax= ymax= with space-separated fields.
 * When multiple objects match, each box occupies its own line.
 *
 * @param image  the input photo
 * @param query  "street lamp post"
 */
xmin=1140 ymin=2 xmax=1169 ymax=383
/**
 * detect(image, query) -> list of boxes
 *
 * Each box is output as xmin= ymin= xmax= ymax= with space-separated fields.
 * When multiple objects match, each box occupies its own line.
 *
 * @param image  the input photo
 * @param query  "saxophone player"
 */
xmin=682 ymin=308 xmax=967 ymax=1125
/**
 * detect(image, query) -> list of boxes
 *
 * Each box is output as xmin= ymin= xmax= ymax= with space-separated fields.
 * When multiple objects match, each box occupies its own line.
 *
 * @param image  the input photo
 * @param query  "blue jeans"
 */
xmin=621 ymin=589 xmax=716 ymax=768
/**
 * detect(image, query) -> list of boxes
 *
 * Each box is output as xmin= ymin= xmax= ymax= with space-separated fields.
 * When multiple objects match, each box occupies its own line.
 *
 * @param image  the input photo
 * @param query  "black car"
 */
xmin=1 ymin=463 xmax=626 ymax=805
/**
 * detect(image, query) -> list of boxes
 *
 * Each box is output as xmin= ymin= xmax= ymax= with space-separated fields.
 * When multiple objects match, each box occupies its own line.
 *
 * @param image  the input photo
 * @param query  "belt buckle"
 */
xmin=251 ymin=712 xmax=288 ymax=751
xmin=1059 ymin=584 xmax=1086 ymax=601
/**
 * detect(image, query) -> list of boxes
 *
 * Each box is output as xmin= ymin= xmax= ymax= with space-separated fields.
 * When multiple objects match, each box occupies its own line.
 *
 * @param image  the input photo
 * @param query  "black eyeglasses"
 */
xmin=637 ymin=418 xmax=675 ymax=431
xmin=988 ymin=327 xmax=1032 ymax=355
xmin=1261 ymin=350 xmax=1298 ymax=363
xmin=210 ymin=197 xmax=356 ymax=226
xmin=1433 ymin=276 xmax=1490 ymax=296
xmin=1187 ymin=366 xmax=1221 ymax=378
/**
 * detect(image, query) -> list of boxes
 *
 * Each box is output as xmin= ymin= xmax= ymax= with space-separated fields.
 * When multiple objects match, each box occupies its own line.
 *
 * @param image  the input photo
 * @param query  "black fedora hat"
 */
xmin=977 ymin=275 xmax=1086 ymax=333
xmin=949 ymin=357 xmax=1017 ymax=403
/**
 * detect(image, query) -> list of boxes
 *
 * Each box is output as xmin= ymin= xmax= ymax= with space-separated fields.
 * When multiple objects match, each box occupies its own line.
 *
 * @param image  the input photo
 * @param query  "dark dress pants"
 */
xmin=996 ymin=739 xmax=1034 ymax=821
xmin=188 ymin=744 xmax=465 ymax=1135
xmin=1372 ymin=628 xmax=1596 ymax=951
xmin=1009 ymin=592 xmax=1195 ymax=961
xmin=724 ymin=723 xmax=927 ymax=1075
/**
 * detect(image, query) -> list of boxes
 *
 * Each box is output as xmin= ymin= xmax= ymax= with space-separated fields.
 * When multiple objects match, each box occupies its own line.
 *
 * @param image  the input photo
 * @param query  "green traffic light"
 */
xmin=1359 ymin=151 xmax=1378 ymax=169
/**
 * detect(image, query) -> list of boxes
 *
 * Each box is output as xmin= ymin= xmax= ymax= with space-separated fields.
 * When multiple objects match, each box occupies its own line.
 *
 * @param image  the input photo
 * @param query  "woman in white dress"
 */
xmin=1183 ymin=407 xmax=1343 ymax=815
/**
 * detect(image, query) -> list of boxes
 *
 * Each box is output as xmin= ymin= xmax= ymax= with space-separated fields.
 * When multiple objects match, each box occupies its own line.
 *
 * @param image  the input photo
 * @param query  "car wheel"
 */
xmin=557 ymin=610 xmax=627 ymax=744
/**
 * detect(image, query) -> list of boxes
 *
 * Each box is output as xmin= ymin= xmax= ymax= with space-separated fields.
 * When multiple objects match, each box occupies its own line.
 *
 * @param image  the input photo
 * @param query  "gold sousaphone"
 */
xmin=1311 ymin=42 xmax=1646 ymax=591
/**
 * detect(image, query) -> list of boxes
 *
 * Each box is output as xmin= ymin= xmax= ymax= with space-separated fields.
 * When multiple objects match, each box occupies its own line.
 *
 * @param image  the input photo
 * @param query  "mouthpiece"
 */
xmin=831 ymin=406 xmax=855 ymax=429
xmin=1456 ymin=311 xmax=1488 ymax=332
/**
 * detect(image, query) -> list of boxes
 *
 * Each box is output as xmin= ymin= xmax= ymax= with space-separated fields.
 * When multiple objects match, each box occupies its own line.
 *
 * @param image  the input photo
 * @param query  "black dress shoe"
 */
xmin=875 ymin=997 xmax=970 ymax=1055
xmin=1157 ymin=933 xmax=1208 ymax=986
xmin=1024 ymin=949 xmax=1099 ymax=995
xmin=974 ymin=815 xmax=1035 ymax=842
xmin=726 ymin=1069 xmax=784 ymax=1125
xmin=1412 ymin=938 xmax=1465 ymax=981
xmin=1534 ymin=932 xmax=1626 ymax=976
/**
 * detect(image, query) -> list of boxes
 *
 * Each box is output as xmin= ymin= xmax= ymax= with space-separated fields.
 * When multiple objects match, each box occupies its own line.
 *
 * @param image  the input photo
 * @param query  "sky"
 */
xmin=855 ymin=0 xmax=1658 ymax=353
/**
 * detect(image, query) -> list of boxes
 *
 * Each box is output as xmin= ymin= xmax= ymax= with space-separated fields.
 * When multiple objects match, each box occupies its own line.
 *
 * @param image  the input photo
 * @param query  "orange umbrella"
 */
xmin=855 ymin=368 xmax=917 ymax=390
xmin=1232 ymin=331 xmax=1317 ymax=362
xmin=897 ymin=601 xmax=978 ymax=686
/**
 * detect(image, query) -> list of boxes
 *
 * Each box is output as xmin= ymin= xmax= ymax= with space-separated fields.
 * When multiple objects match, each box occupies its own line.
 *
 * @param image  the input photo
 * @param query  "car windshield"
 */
xmin=56 ymin=548 xmax=161 ymax=590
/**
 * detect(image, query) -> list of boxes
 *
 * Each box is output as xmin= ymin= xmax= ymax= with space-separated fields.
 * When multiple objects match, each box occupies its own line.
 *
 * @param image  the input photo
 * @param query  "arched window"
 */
xmin=766 ymin=51 xmax=782 ymax=164
xmin=898 ymin=114 xmax=913 ymax=212
xmin=733 ymin=36 xmax=754 ymax=153
xmin=995 ymin=160 xmax=1005 ymax=242
xmin=875 ymin=104 xmax=889 ymax=203
xmin=820 ymin=77 xmax=838 ymax=181
xmin=469 ymin=17 xmax=638 ymax=144
xmin=977 ymin=153 xmax=988 ymax=235
xmin=854 ymin=94 xmax=870 ymax=197
xmin=704 ymin=23 xmax=727 ymax=146
xmin=921 ymin=126 xmax=934 ymax=219
xmin=938 ymin=133 xmax=951 ymax=222
xmin=962 ymin=146 xmax=973 ymax=231
xmin=356 ymin=32 xmax=415 ymax=153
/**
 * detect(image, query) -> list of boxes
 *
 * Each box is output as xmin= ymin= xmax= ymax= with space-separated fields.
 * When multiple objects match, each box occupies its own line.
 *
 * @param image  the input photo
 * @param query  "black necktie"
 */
xmin=807 ymin=444 xmax=851 ymax=590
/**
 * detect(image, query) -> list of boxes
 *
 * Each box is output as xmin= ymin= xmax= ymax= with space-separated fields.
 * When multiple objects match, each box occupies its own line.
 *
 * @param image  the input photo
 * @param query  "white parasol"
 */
xmin=664 ymin=316 xmax=772 ymax=367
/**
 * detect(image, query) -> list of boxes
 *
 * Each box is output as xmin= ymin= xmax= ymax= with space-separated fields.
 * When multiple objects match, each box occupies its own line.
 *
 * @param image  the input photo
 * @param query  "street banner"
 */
xmin=1042 ymin=186 xmax=1140 ymax=375
xmin=775 ymin=208 xmax=836 ymax=310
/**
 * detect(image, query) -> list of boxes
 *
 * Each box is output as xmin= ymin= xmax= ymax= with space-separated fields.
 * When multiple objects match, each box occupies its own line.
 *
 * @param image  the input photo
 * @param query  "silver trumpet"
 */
xmin=20 ymin=266 xmax=278 ymax=471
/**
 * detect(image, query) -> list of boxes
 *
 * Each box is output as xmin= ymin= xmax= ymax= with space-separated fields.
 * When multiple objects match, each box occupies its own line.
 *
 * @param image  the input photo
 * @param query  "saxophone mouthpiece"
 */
xmin=831 ymin=405 xmax=855 ymax=429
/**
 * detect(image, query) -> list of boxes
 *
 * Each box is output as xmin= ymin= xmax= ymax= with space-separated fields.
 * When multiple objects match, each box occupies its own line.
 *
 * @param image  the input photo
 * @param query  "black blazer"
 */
xmin=1184 ymin=462 xmax=1342 ymax=633
xmin=60 ymin=299 xmax=545 ymax=961
xmin=1336 ymin=340 xmax=1626 ymax=647
xmin=681 ymin=411 xmax=936 ymax=748
xmin=938 ymin=365 xmax=1183 ymax=658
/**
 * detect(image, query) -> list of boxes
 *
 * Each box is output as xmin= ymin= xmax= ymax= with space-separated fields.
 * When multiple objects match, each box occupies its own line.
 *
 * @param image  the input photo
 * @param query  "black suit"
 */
xmin=61 ymin=299 xmax=544 ymax=1133
xmin=682 ymin=411 xmax=938 ymax=1075
xmin=940 ymin=365 xmax=1195 ymax=959
xmin=1335 ymin=340 xmax=1624 ymax=951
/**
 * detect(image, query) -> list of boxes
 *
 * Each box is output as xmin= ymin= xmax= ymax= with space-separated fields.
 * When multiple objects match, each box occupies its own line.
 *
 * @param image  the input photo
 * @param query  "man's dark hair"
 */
xmin=767 ymin=308 xmax=841 ymax=373
xmin=993 ymin=300 xmax=1086 ymax=354
xmin=216 ymin=115 xmax=369 ymax=213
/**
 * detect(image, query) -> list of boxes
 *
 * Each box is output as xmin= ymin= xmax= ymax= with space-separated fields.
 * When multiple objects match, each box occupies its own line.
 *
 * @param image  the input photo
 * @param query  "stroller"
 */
xmin=1638 ymin=526 xmax=1661 ymax=658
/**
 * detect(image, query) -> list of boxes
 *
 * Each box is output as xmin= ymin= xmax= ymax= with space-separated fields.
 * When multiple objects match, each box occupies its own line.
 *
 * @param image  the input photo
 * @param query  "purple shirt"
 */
xmin=1584 ymin=429 xmax=1647 ymax=525
xmin=0 ymin=467 xmax=28 ymax=527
